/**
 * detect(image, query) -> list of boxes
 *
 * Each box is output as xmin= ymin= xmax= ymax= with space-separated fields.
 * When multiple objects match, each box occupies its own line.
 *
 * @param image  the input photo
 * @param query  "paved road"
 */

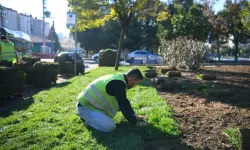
xmin=41 ymin=58 xmax=98 ymax=72
xmin=214 ymin=57 xmax=250 ymax=61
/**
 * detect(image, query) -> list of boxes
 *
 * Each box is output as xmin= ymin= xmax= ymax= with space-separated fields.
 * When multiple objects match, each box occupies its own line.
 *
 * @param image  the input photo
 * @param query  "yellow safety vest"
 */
xmin=77 ymin=74 xmax=127 ymax=118
xmin=0 ymin=41 xmax=16 ymax=63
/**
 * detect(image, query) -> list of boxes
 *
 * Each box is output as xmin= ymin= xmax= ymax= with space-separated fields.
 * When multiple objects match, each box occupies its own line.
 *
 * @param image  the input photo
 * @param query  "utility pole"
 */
xmin=66 ymin=9 xmax=77 ymax=76
xmin=42 ymin=0 xmax=46 ymax=47
xmin=74 ymin=12 xmax=77 ymax=76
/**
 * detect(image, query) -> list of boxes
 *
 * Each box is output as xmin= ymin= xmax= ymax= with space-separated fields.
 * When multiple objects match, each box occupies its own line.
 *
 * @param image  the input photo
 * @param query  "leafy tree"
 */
xmin=217 ymin=0 xmax=250 ymax=61
xmin=171 ymin=4 xmax=211 ymax=41
xmin=77 ymin=20 xmax=121 ymax=55
xmin=241 ymin=1 xmax=250 ymax=32
xmin=157 ymin=1 xmax=210 ymax=42
xmin=200 ymin=0 xmax=227 ymax=62
xmin=48 ymin=21 xmax=62 ymax=52
xmin=68 ymin=0 xmax=168 ymax=70
xmin=77 ymin=18 xmax=159 ymax=55
xmin=210 ymin=14 xmax=228 ymax=62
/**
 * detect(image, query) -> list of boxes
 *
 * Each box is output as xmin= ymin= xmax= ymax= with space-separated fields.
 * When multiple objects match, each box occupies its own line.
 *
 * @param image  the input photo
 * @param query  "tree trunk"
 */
xmin=115 ymin=28 xmax=125 ymax=70
xmin=217 ymin=40 xmax=221 ymax=63
xmin=234 ymin=33 xmax=239 ymax=62
xmin=85 ymin=50 xmax=88 ymax=58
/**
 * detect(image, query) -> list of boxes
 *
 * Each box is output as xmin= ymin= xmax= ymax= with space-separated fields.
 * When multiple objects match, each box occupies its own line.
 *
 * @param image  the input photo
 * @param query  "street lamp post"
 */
xmin=74 ymin=12 xmax=77 ymax=76
xmin=42 ymin=0 xmax=46 ymax=47
xmin=66 ymin=8 xmax=78 ymax=76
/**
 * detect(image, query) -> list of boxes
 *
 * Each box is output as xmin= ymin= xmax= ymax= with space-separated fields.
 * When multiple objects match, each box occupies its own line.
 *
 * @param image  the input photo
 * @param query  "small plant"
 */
xmin=193 ymin=83 xmax=210 ymax=93
xmin=223 ymin=127 xmax=242 ymax=150
xmin=196 ymin=74 xmax=203 ymax=80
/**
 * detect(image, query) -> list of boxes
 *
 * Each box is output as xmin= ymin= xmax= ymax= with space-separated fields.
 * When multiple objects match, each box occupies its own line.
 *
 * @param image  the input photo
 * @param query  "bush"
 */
xmin=158 ymin=36 xmax=205 ymax=71
xmin=54 ymin=53 xmax=74 ymax=64
xmin=55 ymin=53 xmax=85 ymax=74
xmin=98 ymin=49 xmax=117 ymax=66
xmin=0 ymin=66 xmax=26 ymax=98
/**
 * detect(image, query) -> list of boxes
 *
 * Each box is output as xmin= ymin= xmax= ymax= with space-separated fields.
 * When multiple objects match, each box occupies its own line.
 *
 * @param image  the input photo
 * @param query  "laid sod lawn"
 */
xmin=0 ymin=66 xmax=180 ymax=150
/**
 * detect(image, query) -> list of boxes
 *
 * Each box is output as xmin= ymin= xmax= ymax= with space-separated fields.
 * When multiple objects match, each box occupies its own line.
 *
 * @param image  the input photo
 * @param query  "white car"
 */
xmin=127 ymin=50 xmax=163 ymax=64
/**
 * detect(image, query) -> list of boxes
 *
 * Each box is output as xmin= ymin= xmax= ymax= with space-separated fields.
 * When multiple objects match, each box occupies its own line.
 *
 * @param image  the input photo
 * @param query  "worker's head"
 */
xmin=1 ymin=35 xmax=7 ymax=42
xmin=125 ymin=68 xmax=143 ymax=89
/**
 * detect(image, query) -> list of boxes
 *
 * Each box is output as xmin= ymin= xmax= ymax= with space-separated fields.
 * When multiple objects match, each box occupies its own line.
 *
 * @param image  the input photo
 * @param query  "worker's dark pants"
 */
xmin=0 ymin=60 xmax=12 ymax=67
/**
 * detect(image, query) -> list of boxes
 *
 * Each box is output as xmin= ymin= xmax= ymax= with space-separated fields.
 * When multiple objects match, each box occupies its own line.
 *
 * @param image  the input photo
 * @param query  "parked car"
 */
xmin=203 ymin=53 xmax=216 ymax=63
xmin=91 ymin=53 xmax=99 ymax=62
xmin=54 ymin=51 xmax=84 ymax=64
xmin=127 ymin=50 xmax=156 ymax=60
xmin=91 ymin=49 xmax=126 ymax=62
xmin=127 ymin=50 xmax=163 ymax=64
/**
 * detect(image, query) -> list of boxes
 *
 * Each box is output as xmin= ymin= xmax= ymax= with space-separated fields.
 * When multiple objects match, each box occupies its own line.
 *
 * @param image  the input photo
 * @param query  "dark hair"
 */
xmin=1 ymin=35 xmax=7 ymax=40
xmin=125 ymin=68 xmax=143 ymax=80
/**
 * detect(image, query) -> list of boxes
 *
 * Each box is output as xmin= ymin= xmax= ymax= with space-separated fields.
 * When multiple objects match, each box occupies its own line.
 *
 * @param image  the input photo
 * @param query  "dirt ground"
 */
xmin=146 ymin=65 xmax=250 ymax=150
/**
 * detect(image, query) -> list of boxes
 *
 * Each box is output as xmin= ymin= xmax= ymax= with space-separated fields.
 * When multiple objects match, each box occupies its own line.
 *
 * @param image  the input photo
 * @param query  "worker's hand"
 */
xmin=135 ymin=121 xmax=149 ymax=127
xmin=136 ymin=115 xmax=148 ymax=121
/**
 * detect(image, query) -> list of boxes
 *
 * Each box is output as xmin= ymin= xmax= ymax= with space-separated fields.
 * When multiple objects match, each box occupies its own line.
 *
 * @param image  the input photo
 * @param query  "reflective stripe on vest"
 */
xmin=83 ymin=84 xmax=116 ymax=117
xmin=83 ymin=89 xmax=106 ymax=111
xmin=0 ymin=52 xmax=16 ymax=60
xmin=0 ymin=41 xmax=15 ymax=62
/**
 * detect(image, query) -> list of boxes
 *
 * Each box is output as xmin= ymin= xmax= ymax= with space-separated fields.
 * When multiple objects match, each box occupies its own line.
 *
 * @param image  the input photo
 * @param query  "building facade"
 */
xmin=33 ymin=17 xmax=43 ymax=37
xmin=19 ymin=13 xmax=32 ymax=35
xmin=0 ymin=5 xmax=50 ymax=38
xmin=0 ymin=5 xmax=18 ymax=31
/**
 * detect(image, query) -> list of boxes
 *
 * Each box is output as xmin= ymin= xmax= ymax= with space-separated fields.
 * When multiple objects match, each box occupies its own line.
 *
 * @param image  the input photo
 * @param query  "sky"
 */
xmin=0 ymin=0 xmax=70 ymax=37
xmin=0 ymin=0 xmax=226 ymax=37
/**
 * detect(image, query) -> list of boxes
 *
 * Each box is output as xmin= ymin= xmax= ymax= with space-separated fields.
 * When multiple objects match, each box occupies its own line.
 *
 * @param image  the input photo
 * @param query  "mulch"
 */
xmin=145 ymin=65 xmax=250 ymax=150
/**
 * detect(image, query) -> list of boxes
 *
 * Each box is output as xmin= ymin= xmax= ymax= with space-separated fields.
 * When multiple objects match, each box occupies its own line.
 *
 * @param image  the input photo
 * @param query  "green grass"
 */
xmin=0 ymin=66 xmax=180 ymax=150
xmin=223 ymin=127 xmax=242 ymax=150
xmin=196 ymin=74 xmax=203 ymax=80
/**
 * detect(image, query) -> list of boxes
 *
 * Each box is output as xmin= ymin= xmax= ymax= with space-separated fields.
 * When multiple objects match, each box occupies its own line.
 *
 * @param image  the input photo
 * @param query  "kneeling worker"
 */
xmin=76 ymin=68 xmax=148 ymax=132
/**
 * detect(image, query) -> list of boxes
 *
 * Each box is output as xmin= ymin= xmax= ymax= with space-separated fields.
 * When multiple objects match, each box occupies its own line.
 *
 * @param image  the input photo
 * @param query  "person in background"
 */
xmin=0 ymin=35 xmax=18 ymax=67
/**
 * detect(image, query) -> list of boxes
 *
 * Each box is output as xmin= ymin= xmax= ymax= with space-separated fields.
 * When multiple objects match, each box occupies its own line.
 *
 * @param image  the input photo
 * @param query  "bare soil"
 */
xmin=146 ymin=65 xmax=250 ymax=150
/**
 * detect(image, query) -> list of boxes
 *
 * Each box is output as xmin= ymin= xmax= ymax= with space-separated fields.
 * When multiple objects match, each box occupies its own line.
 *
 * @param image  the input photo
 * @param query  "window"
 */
xmin=141 ymin=51 xmax=148 ymax=55
xmin=134 ymin=51 xmax=141 ymax=54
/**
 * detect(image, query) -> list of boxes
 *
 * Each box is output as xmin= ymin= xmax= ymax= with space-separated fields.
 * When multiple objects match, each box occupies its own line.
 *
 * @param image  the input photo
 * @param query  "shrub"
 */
xmin=98 ymin=49 xmax=117 ymax=66
xmin=54 ymin=53 xmax=74 ymax=64
xmin=55 ymin=53 xmax=85 ymax=74
xmin=158 ymin=36 xmax=205 ymax=71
